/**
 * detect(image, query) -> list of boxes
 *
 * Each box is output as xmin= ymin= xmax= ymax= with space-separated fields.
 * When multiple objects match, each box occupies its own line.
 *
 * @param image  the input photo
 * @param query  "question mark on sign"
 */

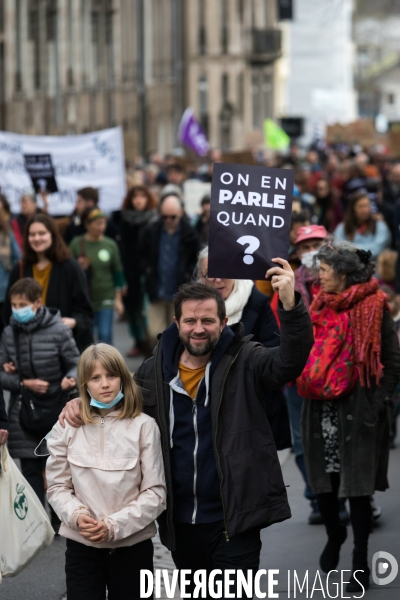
xmin=237 ymin=235 xmax=261 ymax=265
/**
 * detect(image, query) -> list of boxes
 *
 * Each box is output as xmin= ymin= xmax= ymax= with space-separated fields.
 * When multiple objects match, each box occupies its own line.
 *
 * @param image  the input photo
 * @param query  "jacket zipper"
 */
xmin=214 ymin=340 xmax=250 ymax=542
xmin=28 ymin=333 xmax=36 ymax=378
xmin=191 ymin=398 xmax=199 ymax=524
xmin=100 ymin=417 xmax=105 ymax=454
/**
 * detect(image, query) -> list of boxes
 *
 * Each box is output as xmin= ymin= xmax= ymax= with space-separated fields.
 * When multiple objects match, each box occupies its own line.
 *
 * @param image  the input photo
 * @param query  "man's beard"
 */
xmin=179 ymin=332 xmax=220 ymax=357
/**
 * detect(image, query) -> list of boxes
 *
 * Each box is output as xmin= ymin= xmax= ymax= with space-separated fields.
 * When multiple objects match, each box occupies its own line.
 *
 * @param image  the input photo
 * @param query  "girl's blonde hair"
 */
xmin=78 ymin=343 xmax=142 ymax=424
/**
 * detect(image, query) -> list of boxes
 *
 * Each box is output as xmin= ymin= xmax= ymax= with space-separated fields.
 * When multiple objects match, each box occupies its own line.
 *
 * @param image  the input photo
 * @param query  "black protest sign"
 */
xmin=23 ymin=154 xmax=58 ymax=193
xmin=208 ymin=163 xmax=294 ymax=280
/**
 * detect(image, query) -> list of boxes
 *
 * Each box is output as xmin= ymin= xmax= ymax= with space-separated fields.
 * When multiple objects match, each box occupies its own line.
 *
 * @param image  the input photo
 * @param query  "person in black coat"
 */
xmin=0 ymin=383 xmax=8 ymax=445
xmin=193 ymin=195 xmax=210 ymax=245
xmin=139 ymin=195 xmax=200 ymax=344
xmin=196 ymin=247 xmax=292 ymax=450
xmin=3 ymin=214 xmax=93 ymax=352
xmin=112 ymin=186 xmax=158 ymax=357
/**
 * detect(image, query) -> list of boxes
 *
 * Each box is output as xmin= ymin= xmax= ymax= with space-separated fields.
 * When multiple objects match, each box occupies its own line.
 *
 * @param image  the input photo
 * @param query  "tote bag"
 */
xmin=0 ymin=445 xmax=54 ymax=582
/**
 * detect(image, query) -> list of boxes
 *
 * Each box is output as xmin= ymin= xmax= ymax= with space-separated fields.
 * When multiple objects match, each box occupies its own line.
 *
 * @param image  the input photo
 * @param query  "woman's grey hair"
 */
xmin=316 ymin=240 xmax=375 ymax=287
xmin=194 ymin=246 xmax=209 ymax=280
xmin=20 ymin=189 xmax=37 ymax=203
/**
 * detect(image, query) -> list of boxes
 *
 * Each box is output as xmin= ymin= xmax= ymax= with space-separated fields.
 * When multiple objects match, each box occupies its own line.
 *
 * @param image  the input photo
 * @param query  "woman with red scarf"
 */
xmin=299 ymin=241 xmax=400 ymax=593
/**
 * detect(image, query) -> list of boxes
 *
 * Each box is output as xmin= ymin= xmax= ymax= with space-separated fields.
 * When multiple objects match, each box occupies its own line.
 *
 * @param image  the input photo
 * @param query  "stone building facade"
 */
xmin=0 ymin=0 xmax=284 ymax=156
xmin=185 ymin=0 xmax=284 ymax=151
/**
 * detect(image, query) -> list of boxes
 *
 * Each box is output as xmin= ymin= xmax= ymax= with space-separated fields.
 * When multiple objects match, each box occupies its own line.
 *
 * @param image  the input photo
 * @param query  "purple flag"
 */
xmin=178 ymin=108 xmax=210 ymax=157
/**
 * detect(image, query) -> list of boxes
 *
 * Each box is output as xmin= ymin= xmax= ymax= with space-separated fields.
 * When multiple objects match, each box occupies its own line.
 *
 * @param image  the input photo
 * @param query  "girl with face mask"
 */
xmin=45 ymin=344 xmax=166 ymax=600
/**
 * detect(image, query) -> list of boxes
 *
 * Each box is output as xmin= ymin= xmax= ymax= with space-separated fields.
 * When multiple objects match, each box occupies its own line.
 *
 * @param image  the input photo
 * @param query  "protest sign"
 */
xmin=0 ymin=127 xmax=125 ymax=215
xmin=208 ymin=163 xmax=294 ymax=280
xmin=23 ymin=154 xmax=58 ymax=193
xmin=178 ymin=108 xmax=210 ymax=157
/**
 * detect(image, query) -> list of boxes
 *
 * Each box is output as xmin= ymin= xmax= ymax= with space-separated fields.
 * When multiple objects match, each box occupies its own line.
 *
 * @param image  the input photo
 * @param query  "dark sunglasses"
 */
xmin=162 ymin=215 xmax=178 ymax=220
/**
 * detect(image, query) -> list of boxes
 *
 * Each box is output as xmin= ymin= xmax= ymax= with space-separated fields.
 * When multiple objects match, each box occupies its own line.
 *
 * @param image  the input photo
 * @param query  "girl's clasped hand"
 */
xmin=77 ymin=514 xmax=108 ymax=543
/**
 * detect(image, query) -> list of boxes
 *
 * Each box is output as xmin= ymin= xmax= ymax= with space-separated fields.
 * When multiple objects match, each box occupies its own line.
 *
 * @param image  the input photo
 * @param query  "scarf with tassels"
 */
xmin=310 ymin=279 xmax=386 ymax=387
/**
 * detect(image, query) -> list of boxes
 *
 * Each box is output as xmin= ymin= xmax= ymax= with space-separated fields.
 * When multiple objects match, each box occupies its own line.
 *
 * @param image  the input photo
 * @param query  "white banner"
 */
xmin=0 ymin=127 xmax=126 ymax=215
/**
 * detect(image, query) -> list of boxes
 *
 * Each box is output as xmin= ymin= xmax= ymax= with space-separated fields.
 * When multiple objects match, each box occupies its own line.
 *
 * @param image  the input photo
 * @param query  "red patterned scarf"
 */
xmin=310 ymin=279 xmax=386 ymax=386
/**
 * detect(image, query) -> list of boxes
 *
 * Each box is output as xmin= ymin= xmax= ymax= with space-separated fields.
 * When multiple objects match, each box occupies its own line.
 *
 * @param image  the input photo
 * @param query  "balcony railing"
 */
xmin=249 ymin=29 xmax=282 ymax=64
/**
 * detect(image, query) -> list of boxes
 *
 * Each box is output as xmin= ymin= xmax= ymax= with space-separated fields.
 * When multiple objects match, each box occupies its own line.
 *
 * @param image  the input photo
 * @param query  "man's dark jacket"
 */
xmin=135 ymin=293 xmax=313 ymax=551
xmin=241 ymin=285 xmax=292 ymax=450
xmin=139 ymin=217 xmax=200 ymax=302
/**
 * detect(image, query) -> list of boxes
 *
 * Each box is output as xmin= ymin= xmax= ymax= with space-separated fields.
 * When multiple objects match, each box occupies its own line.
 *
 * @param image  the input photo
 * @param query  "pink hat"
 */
xmin=295 ymin=225 xmax=328 ymax=245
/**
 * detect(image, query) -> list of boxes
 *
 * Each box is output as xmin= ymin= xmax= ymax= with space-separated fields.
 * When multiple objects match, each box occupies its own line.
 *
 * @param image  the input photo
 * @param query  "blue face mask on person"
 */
xmin=87 ymin=388 xmax=124 ymax=410
xmin=12 ymin=305 xmax=36 ymax=323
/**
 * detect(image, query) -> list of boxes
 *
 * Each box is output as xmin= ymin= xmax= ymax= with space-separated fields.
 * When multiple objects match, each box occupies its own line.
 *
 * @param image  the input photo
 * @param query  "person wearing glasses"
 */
xmin=139 ymin=194 xmax=200 ymax=345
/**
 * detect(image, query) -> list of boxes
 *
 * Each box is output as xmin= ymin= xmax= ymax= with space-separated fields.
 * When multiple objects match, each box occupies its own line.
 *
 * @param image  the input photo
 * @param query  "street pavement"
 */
xmin=1 ymin=317 xmax=400 ymax=599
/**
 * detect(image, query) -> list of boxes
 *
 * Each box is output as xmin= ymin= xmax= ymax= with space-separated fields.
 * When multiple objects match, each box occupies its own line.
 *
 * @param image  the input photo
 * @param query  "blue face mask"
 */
xmin=12 ymin=305 xmax=36 ymax=323
xmin=88 ymin=388 xmax=124 ymax=410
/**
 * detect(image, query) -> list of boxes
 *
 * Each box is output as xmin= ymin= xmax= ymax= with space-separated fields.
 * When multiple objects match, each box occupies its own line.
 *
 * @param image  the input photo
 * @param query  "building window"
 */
xmin=28 ymin=0 xmax=41 ymax=89
xmin=220 ymin=73 xmax=233 ymax=150
xmin=237 ymin=0 xmax=244 ymax=21
xmin=252 ymin=70 xmax=273 ymax=129
xmin=251 ymin=0 xmax=256 ymax=28
xmin=252 ymin=73 xmax=259 ymax=129
xmin=388 ymin=93 xmax=396 ymax=105
xmin=199 ymin=74 xmax=208 ymax=114
xmin=264 ymin=0 xmax=270 ymax=27
xmin=237 ymin=72 xmax=244 ymax=117
xmin=46 ymin=0 xmax=57 ymax=41
xmin=67 ymin=0 xmax=74 ymax=86
xmin=199 ymin=0 xmax=206 ymax=55
xmin=15 ymin=0 xmax=23 ymax=91
xmin=262 ymin=73 xmax=273 ymax=119
xmin=222 ymin=73 xmax=229 ymax=102
xmin=0 ymin=42 xmax=4 ymax=130
xmin=198 ymin=74 xmax=208 ymax=134
xmin=221 ymin=0 xmax=228 ymax=54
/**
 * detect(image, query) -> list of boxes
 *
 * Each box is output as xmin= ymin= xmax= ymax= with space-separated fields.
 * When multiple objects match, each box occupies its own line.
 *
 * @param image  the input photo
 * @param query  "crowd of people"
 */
xmin=0 ymin=142 xmax=400 ymax=598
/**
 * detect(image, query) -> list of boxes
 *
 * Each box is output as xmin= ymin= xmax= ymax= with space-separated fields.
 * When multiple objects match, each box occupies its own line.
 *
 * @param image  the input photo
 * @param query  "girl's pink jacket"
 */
xmin=46 ymin=411 xmax=166 ymax=548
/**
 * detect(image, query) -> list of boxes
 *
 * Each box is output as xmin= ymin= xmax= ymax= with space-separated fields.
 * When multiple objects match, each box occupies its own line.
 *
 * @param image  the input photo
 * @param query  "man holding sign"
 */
xmin=59 ymin=253 xmax=313 ymax=597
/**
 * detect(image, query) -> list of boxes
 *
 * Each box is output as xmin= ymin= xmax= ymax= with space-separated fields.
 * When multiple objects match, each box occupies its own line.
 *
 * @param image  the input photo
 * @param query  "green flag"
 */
xmin=264 ymin=119 xmax=290 ymax=151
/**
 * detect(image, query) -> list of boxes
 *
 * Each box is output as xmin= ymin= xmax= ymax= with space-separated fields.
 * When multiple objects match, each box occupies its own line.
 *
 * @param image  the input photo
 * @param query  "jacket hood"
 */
xmin=161 ymin=321 xmax=241 ymax=384
xmin=39 ymin=306 xmax=63 ymax=327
